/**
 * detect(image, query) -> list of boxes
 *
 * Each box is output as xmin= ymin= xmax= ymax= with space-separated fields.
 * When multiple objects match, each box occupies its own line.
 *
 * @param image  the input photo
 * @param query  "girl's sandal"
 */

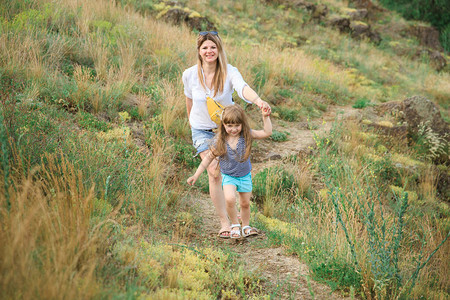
xmin=242 ymin=226 xmax=258 ymax=237
xmin=230 ymin=224 xmax=242 ymax=239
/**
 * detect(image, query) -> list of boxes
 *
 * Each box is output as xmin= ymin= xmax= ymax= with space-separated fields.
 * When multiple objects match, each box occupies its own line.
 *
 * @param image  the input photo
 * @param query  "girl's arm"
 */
xmin=187 ymin=151 xmax=216 ymax=185
xmin=242 ymin=85 xmax=271 ymax=114
xmin=251 ymin=109 xmax=272 ymax=139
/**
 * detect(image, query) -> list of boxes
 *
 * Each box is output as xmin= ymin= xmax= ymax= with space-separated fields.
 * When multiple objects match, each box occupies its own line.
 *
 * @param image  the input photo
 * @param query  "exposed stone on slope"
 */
xmin=402 ymin=96 xmax=449 ymax=141
xmin=327 ymin=15 xmax=351 ymax=33
xmin=309 ymin=3 xmax=328 ymax=21
xmin=327 ymin=16 xmax=381 ymax=43
xmin=350 ymin=21 xmax=381 ymax=44
xmin=408 ymin=24 xmax=444 ymax=51
xmin=263 ymin=0 xmax=328 ymax=21
xmin=343 ymin=8 xmax=368 ymax=21
xmin=369 ymin=122 xmax=408 ymax=140
xmin=159 ymin=8 xmax=216 ymax=31
xmin=376 ymin=96 xmax=449 ymax=142
xmin=414 ymin=49 xmax=447 ymax=72
xmin=348 ymin=0 xmax=387 ymax=14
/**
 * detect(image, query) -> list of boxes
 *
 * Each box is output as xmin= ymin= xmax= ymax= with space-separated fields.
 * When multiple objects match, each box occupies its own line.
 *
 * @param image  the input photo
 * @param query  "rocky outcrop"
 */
xmin=415 ymin=49 xmax=448 ymax=72
xmin=348 ymin=0 xmax=387 ymax=14
xmin=158 ymin=8 xmax=216 ymax=31
xmin=376 ymin=96 xmax=449 ymax=141
xmin=327 ymin=16 xmax=351 ymax=33
xmin=309 ymin=3 xmax=328 ymax=21
xmin=437 ymin=166 xmax=450 ymax=202
xmin=327 ymin=17 xmax=381 ymax=43
xmin=369 ymin=97 xmax=449 ymax=199
xmin=350 ymin=21 xmax=381 ymax=44
xmin=374 ymin=96 xmax=449 ymax=166
xmin=369 ymin=122 xmax=408 ymax=139
xmin=402 ymin=96 xmax=449 ymax=142
xmin=264 ymin=0 xmax=329 ymax=21
xmin=344 ymin=8 xmax=368 ymax=21
xmin=408 ymin=24 xmax=444 ymax=51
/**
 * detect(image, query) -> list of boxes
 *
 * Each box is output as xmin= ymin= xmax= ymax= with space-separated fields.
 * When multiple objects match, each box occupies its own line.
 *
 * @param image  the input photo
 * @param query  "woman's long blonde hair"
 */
xmin=197 ymin=32 xmax=228 ymax=97
xmin=212 ymin=104 xmax=252 ymax=162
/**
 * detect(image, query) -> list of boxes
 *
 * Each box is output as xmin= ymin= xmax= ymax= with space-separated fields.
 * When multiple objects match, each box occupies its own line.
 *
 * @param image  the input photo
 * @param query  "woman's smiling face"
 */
xmin=199 ymin=40 xmax=218 ymax=64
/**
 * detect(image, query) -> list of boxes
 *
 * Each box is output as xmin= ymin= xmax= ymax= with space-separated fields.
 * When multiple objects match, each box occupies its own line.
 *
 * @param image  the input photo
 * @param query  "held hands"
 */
xmin=262 ymin=106 xmax=271 ymax=117
xmin=255 ymin=98 xmax=271 ymax=116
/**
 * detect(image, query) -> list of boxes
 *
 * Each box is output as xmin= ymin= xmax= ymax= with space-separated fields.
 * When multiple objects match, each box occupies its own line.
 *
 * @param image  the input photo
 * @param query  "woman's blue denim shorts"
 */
xmin=191 ymin=128 xmax=216 ymax=155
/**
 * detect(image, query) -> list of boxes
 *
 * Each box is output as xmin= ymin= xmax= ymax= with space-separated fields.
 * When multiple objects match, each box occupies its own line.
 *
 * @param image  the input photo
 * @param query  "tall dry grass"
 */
xmin=0 ymin=0 xmax=194 ymax=115
xmin=257 ymin=119 xmax=449 ymax=297
xmin=418 ymin=164 xmax=438 ymax=202
xmin=326 ymin=122 xmax=449 ymax=298
xmin=124 ymin=135 xmax=180 ymax=216
xmin=0 ymin=150 xmax=109 ymax=299
xmin=0 ymin=33 xmax=45 ymax=80
xmin=229 ymin=42 xmax=355 ymax=101
xmin=159 ymin=79 xmax=188 ymax=137
xmin=1 ymin=0 xmax=447 ymax=297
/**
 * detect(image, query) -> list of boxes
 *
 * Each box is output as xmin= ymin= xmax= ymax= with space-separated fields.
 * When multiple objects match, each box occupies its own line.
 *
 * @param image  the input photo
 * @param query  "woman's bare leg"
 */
xmin=200 ymin=150 xmax=230 ymax=235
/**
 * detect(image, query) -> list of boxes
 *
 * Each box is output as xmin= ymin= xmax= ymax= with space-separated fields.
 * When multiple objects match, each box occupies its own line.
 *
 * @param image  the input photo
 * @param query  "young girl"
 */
xmin=187 ymin=104 xmax=272 ymax=238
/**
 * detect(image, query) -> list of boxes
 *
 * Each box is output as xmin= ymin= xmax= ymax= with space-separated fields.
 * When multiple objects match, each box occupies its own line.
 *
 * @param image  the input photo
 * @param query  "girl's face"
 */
xmin=199 ymin=40 xmax=218 ymax=64
xmin=223 ymin=123 xmax=242 ymax=137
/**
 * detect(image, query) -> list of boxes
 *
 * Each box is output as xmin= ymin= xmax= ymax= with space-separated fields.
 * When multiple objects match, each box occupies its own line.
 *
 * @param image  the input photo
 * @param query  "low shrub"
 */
xmin=77 ymin=111 xmax=111 ymax=132
xmin=352 ymin=98 xmax=372 ymax=109
xmin=273 ymin=106 xmax=300 ymax=122
xmin=270 ymin=130 xmax=288 ymax=142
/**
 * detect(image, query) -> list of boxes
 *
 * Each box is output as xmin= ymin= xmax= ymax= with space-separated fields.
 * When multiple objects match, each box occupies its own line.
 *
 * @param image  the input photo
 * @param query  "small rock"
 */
xmin=268 ymin=153 xmax=282 ymax=160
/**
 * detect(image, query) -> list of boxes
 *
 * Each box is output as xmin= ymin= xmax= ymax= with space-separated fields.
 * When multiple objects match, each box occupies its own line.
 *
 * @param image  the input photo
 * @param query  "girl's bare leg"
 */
xmin=238 ymin=192 xmax=252 ymax=229
xmin=223 ymin=185 xmax=239 ymax=226
xmin=200 ymin=150 xmax=230 ymax=234
xmin=223 ymin=184 xmax=241 ymax=238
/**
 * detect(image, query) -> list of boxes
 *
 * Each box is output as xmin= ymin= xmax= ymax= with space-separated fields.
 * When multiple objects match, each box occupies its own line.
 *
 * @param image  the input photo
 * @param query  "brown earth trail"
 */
xmin=190 ymin=105 xmax=361 ymax=299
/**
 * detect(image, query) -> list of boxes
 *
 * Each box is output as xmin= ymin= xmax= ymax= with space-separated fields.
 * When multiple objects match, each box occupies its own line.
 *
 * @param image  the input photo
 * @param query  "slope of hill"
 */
xmin=0 ymin=0 xmax=448 ymax=299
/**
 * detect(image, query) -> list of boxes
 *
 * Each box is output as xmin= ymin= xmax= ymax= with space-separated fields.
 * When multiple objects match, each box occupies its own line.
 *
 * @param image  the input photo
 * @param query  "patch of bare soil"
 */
xmin=191 ymin=105 xmax=361 ymax=299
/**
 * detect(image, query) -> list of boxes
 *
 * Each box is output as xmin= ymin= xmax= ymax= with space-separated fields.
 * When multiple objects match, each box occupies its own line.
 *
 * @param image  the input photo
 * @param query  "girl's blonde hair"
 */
xmin=213 ymin=104 xmax=252 ymax=161
xmin=197 ymin=32 xmax=228 ymax=98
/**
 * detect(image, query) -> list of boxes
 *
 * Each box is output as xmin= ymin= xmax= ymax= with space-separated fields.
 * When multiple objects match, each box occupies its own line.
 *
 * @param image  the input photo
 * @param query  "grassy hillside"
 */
xmin=0 ymin=0 xmax=449 ymax=299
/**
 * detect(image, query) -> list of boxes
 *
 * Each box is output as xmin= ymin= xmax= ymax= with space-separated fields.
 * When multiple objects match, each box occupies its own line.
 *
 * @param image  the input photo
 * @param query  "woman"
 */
xmin=182 ymin=31 xmax=271 ymax=238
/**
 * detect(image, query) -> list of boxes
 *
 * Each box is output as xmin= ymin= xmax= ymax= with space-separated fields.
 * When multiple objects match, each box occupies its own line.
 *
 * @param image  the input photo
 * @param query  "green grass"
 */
xmin=353 ymin=97 xmax=373 ymax=109
xmin=273 ymin=106 xmax=300 ymax=122
xmin=1 ymin=0 xmax=449 ymax=298
xmin=270 ymin=130 xmax=289 ymax=142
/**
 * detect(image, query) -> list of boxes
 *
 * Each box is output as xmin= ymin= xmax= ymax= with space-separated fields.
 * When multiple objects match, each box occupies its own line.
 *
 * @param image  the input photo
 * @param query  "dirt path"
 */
xmin=193 ymin=193 xmax=350 ymax=299
xmin=252 ymin=105 xmax=361 ymax=172
xmin=191 ymin=105 xmax=360 ymax=299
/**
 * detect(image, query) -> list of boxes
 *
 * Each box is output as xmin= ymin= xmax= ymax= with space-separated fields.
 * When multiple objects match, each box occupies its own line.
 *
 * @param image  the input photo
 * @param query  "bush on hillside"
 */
xmin=377 ymin=0 xmax=450 ymax=52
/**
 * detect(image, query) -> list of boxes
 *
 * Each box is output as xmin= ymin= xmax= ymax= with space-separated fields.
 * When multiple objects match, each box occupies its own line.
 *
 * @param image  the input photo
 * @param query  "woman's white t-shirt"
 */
xmin=182 ymin=64 xmax=250 ymax=130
